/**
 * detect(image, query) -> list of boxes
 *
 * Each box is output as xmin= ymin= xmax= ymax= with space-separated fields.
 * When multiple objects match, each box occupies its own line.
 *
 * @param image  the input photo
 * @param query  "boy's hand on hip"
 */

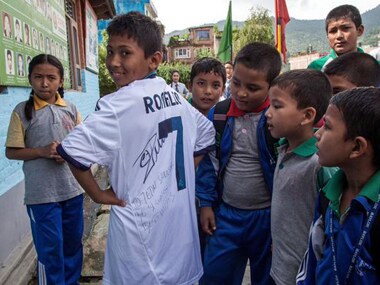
xmin=200 ymin=207 xmax=216 ymax=235
xmin=92 ymin=187 xmax=126 ymax=207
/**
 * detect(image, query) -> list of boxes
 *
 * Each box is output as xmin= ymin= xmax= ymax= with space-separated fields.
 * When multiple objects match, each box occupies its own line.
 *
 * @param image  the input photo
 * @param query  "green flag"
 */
xmin=217 ymin=1 xmax=232 ymax=62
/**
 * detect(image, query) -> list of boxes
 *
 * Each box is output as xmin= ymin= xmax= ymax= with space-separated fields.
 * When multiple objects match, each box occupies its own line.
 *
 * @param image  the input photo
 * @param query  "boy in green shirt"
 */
xmin=308 ymin=4 xmax=364 ymax=71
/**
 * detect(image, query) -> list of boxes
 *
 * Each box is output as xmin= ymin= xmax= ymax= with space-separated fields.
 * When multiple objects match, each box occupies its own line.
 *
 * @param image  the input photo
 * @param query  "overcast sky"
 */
xmin=153 ymin=0 xmax=380 ymax=33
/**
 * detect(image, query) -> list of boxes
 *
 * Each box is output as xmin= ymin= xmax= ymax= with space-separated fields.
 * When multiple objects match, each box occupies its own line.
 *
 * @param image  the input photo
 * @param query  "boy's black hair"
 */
xmin=330 ymin=87 xmax=380 ymax=168
xmin=325 ymin=5 xmax=362 ymax=32
xmin=106 ymin=12 xmax=162 ymax=58
xmin=25 ymin=54 xmax=64 ymax=120
xmin=190 ymin=57 xmax=226 ymax=85
xmin=234 ymin=42 xmax=281 ymax=85
xmin=6 ymin=50 xmax=11 ymax=57
xmin=224 ymin=61 xmax=233 ymax=67
xmin=324 ymin=52 xmax=380 ymax=88
xmin=271 ymin=69 xmax=332 ymax=124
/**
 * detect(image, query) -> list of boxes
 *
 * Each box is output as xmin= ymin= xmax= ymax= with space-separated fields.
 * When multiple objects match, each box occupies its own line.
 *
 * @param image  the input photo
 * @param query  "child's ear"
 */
xmin=301 ymin=107 xmax=316 ymax=126
xmin=357 ymin=25 xmax=364 ymax=37
xmin=349 ymin=136 xmax=368 ymax=159
xmin=149 ymin=51 xmax=163 ymax=71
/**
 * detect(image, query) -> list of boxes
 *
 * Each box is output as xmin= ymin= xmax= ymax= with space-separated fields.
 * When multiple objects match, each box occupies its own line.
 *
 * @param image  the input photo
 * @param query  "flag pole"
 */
xmin=275 ymin=0 xmax=290 ymax=63
xmin=275 ymin=0 xmax=282 ymax=56
xmin=230 ymin=0 xmax=233 ymax=61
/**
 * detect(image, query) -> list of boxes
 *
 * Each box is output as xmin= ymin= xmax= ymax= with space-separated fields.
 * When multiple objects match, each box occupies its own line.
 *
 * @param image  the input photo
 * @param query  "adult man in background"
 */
xmin=170 ymin=70 xmax=189 ymax=98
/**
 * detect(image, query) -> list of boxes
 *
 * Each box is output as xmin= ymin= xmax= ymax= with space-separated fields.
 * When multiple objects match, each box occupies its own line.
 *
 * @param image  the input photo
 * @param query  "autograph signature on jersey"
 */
xmin=134 ymin=133 xmax=166 ymax=183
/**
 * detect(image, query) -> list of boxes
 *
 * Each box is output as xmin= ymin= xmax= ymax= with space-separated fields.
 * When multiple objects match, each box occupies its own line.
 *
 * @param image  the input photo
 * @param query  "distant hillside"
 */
xmin=164 ymin=4 xmax=380 ymax=56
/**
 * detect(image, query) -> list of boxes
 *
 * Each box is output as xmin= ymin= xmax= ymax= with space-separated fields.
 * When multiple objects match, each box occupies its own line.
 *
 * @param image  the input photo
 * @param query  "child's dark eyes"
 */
xmin=213 ymin=83 xmax=221 ymax=89
xmin=247 ymin=86 xmax=260 ymax=92
xmin=232 ymin=80 xmax=240 ymax=87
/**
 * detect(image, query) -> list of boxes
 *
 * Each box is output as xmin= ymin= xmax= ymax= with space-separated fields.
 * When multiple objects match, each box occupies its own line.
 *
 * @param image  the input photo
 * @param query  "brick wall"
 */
xmin=0 ymin=69 xmax=100 ymax=195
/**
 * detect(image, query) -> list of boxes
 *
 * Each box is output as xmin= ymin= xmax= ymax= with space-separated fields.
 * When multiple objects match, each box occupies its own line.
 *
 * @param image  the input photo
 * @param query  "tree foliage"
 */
xmin=157 ymin=62 xmax=191 ymax=85
xmin=98 ymin=32 xmax=117 ymax=97
xmin=233 ymin=7 xmax=275 ymax=53
xmin=195 ymin=48 xmax=214 ymax=60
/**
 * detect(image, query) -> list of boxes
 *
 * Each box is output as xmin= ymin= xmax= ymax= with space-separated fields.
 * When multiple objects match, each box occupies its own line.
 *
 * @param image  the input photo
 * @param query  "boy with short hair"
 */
xmin=308 ymin=4 xmax=365 ymax=71
xmin=324 ymin=52 xmax=380 ymax=94
xmin=297 ymin=87 xmax=380 ymax=284
xmin=266 ymin=69 xmax=336 ymax=285
xmin=196 ymin=42 xmax=282 ymax=284
xmin=57 ymin=12 xmax=215 ymax=285
xmin=189 ymin=57 xmax=226 ymax=116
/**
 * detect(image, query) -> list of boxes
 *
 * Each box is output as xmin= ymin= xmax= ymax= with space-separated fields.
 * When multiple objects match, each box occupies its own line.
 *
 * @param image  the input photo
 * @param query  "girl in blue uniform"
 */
xmin=5 ymin=54 xmax=84 ymax=285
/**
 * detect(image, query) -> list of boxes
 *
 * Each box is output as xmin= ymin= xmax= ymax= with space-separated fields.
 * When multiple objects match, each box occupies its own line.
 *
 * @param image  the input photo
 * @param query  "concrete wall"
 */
xmin=0 ymin=68 xmax=100 ymax=270
xmin=0 ymin=180 xmax=29 ymax=264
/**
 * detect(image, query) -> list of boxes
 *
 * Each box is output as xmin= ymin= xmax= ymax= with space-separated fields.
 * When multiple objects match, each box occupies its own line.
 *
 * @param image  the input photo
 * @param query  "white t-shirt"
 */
xmin=60 ymin=76 xmax=215 ymax=285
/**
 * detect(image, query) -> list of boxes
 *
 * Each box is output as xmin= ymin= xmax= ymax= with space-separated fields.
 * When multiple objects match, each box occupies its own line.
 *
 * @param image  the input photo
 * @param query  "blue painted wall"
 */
xmin=98 ymin=0 xmax=150 ymax=42
xmin=0 ymin=69 xmax=99 ymax=195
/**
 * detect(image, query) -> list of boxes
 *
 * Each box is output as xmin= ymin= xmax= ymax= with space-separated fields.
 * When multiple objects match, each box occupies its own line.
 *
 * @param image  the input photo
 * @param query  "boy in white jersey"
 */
xmin=57 ymin=12 xmax=215 ymax=285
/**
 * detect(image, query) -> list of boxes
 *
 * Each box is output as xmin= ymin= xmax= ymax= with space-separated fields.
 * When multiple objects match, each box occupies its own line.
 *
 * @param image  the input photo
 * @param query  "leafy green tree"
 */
xmin=195 ymin=48 xmax=214 ymax=60
xmin=234 ymin=7 xmax=275 ymax=53
xmin=157 ymin=62 xmax=191 ymax=85
xmin=98 ymin=32 xmax=117 ymax=97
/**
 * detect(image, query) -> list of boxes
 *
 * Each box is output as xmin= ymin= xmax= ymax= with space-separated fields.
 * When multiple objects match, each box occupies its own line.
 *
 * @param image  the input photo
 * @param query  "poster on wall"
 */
xmin=85 ymin=0 xmax=98 ymax=73
xmin=0 ymin=0 xmax=70 ymax=88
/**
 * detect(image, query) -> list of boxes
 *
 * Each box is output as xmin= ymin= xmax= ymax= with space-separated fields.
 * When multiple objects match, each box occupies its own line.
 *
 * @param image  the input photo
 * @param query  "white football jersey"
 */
xmin=60 ymin=76 xmax=215 ymax=284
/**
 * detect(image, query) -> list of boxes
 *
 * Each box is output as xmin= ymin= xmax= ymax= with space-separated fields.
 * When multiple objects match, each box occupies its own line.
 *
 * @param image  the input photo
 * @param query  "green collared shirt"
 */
xmin=277 ymin=136 xmax=318 ymax=158
xmin=324 ymin=169 xmax=380 ymax=216
xmin=308 ymin=47 xmax=365 ymax=71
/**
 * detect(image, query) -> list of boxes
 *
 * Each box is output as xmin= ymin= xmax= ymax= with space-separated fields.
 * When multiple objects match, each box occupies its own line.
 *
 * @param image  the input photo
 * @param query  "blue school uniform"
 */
xmin=297 ymin=170 xmax=380 ymax=285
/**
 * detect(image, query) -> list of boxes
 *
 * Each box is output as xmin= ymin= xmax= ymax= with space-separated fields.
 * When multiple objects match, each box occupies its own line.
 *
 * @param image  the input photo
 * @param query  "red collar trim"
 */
xmin=227 ymin=97 xmax=270 ymax=117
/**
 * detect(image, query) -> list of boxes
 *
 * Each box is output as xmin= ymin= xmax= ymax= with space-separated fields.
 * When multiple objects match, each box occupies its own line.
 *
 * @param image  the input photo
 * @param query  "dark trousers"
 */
xmin=200 ymin=202 xmax=274 ymax=285
xmin=27 ymin=194 xmax=84 ymax=285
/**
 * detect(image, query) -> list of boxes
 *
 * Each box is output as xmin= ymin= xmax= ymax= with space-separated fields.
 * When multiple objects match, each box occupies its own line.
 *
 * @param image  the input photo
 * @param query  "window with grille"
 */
xmin=174 ymin=48 xmax=191 ymax=59
xmin=65 ymin=0 xmax=82 ymax=91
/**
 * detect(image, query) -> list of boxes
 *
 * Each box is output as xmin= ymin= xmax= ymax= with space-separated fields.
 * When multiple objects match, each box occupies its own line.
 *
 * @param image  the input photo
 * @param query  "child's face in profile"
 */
xmin=327 ymin=17 xmax=363 ymax=55
xmin=231 ymin=63 xmax=269 ymax=112
xmin=106 ymin=34 xmax=155 ymax=88
xmin=315 ymin=104 xmax=351 ymax=167
xmin=190 ymin=72 xmax=224 ymax=116
xmin=327 ymin=74 xmax=357 ymax=95
xmin=266 ymin=85 xmax=309 ymax=139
